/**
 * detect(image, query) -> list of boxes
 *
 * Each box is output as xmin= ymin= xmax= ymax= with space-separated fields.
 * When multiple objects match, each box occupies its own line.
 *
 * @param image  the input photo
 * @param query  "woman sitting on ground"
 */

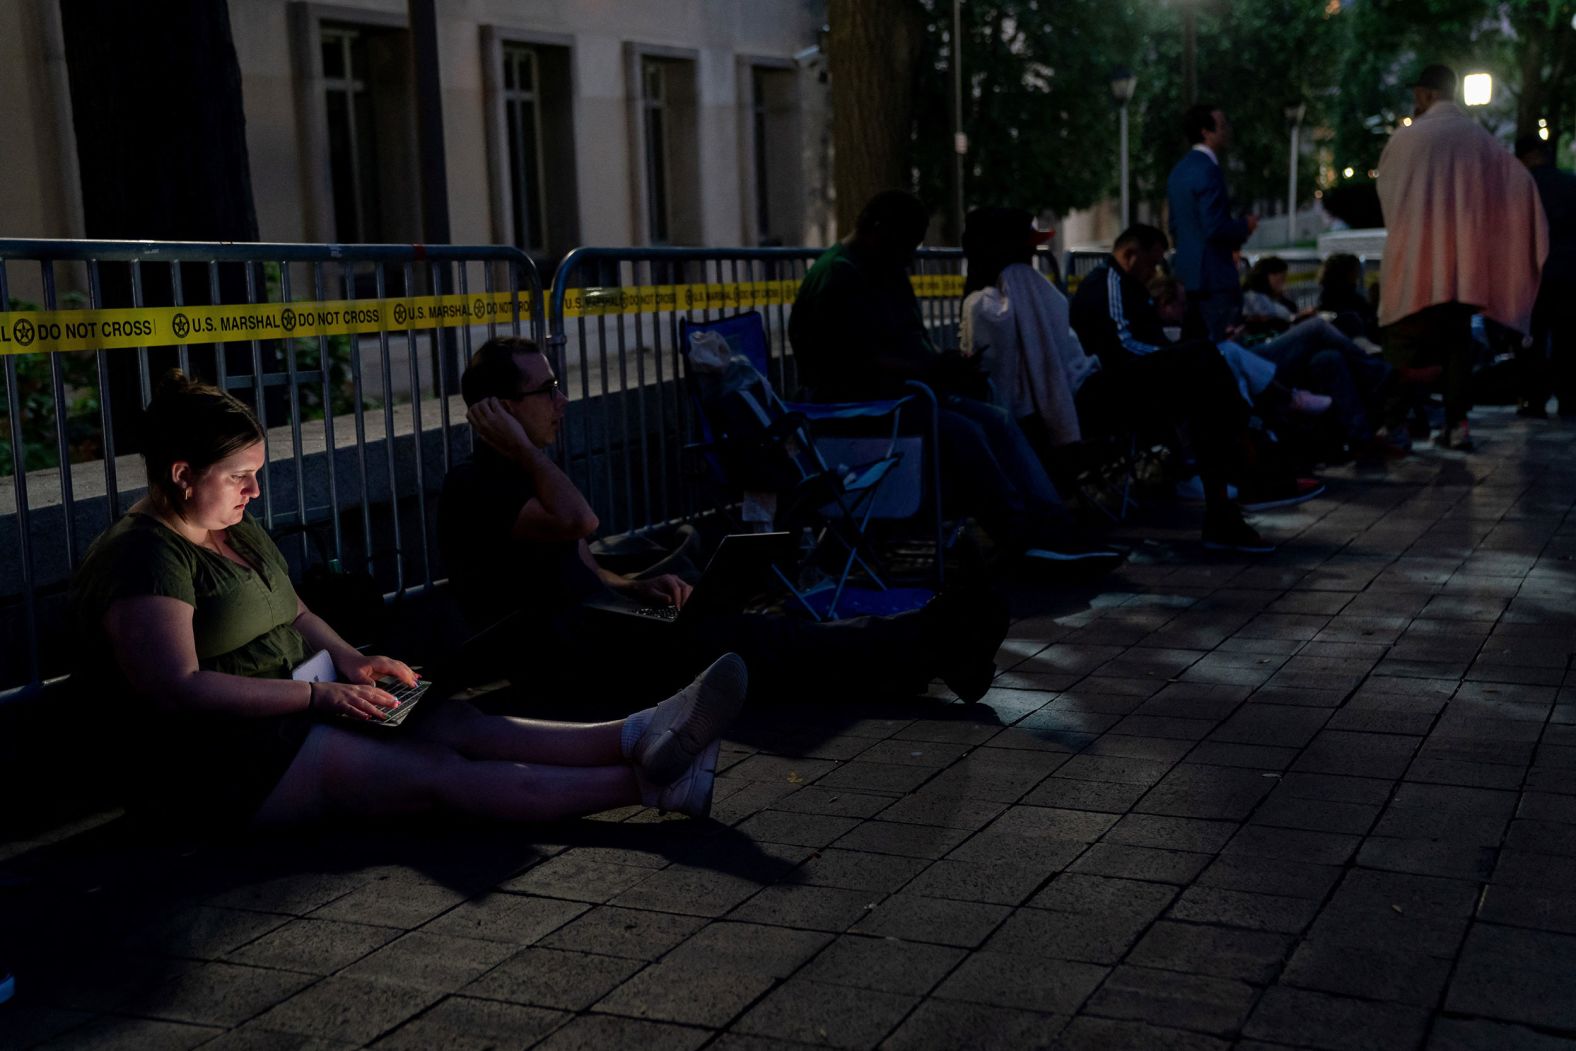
xmin=70 ymin=371 xmax=745 ymax=829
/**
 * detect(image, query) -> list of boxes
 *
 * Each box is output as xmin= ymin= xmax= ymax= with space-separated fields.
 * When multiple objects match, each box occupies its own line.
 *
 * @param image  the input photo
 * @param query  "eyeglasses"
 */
xmin=503 ymin=378 xmax=560 ymax=400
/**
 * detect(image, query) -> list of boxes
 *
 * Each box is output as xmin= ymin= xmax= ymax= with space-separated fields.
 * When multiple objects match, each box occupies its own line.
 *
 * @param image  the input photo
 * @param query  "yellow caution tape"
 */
xmin=0 ymin=291 xmax=534 ymax=357
xmin=0 ymin=274 xmax=970 ymax=355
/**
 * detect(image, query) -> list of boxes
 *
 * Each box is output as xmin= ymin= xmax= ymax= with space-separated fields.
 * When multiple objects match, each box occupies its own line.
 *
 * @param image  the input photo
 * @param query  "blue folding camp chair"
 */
xmin=679 ymin=311 xmax=944 ymax=620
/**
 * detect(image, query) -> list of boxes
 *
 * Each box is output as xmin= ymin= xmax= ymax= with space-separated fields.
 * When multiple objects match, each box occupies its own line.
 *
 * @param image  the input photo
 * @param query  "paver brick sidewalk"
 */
xmin=3 ymin=408 xmax=1576 ymax=1049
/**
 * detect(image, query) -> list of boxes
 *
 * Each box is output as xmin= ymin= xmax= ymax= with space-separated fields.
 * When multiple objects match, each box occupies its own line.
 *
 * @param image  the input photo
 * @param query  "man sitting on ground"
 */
xmin=789 ymin=189 xmax=1119 ymax=566
xmin=438 ymin=336 xmax=1010 ymax=710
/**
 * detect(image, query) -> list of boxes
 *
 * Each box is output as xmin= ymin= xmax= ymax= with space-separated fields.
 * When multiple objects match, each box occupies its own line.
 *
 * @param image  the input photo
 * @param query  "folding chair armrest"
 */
xmin=784 ymin=397 xmax=912 ymax=421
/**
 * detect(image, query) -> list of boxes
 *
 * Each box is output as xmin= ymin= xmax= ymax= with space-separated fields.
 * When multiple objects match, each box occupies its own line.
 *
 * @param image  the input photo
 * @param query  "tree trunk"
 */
xmin=59 ymin=0 xmax=260 ymax=447
xmin=827 ymin=0 xmax=924 ymax=236
xmin=60 ymin=0 xmax=258 ymax=241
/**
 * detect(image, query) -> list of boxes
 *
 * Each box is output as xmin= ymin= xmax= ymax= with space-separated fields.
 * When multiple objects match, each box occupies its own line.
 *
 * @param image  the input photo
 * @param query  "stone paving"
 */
xmin=3 ymin=406 xmax=1576 ymax=1050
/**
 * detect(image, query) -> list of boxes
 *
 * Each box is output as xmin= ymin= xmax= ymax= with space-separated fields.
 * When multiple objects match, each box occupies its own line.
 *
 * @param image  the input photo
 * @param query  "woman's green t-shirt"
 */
xmin=72 ymin=511 xmax=308 ymax=689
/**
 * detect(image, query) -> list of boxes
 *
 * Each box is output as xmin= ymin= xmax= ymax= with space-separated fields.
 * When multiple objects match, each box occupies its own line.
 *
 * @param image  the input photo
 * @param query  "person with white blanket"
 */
xmin=960 ymin=209 xmax=1295 ymax=554
xmin=1377 ymin=63 xmax=1549 ymax=450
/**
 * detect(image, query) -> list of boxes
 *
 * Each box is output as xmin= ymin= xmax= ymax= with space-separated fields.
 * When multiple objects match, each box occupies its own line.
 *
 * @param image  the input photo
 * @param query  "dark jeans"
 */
xmin=1383 ymin=302 xmax=1476 ymax=428
xmin=1524 ymin=278 xmax=1576 ymax=413
xmin=1252 ymin=318 xmax=1391 ymax=442
xmin=1077 ymin=343 xmax=1247 ymax=504
xmin=935 ymin=394 xmax=1069 ymax=538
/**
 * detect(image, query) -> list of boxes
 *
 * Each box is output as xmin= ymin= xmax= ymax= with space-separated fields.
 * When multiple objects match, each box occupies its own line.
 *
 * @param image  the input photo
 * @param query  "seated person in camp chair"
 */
xmin=967 ymin=215 xmax=1314 ymax=554
xmin=72 ymin=370 xmax=751 ymax=826
xmin=437 ymin=336 xmax=1010 ymax=707
xmin=789 ymin=190 xmax=1121 ymax=567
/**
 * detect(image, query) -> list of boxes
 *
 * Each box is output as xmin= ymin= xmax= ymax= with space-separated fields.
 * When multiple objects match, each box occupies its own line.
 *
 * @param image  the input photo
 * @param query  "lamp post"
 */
xmin=951 ymin=0 xmax=965 ymax=243
xmin=1285 ymin=102 xmax=1305 ymax=245
xmin=1110 ymin=67 xmax=1137 ymax=228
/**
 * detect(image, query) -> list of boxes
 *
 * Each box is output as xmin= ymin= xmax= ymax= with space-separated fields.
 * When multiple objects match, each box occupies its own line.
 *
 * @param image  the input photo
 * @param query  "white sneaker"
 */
xmin=649 ymin=740 xmax=721 ymax=818
xmin=632 ymin=654 xmax=746 ymax=785
xmin=1354 ymin=336 xmax=1383 ymax=355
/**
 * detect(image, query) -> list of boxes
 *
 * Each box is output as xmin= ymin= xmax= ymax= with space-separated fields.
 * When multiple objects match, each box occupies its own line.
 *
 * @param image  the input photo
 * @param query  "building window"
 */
xmin=321 ymin=27 xmax=383 ymax=243
xmin=749 ymin=66 xmax=800 ymax=246
xmin=635 ymin=54 xmax=699 ymax=246
xmin=502 ymin=46 xmax=549 ymax=253
xmin=641 ymin=58 xmax=673 ymax=244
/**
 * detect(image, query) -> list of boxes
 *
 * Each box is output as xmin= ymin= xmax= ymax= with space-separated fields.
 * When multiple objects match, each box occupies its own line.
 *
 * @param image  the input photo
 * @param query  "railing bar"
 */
xmin=170 ymin=261 xmax=191 ymax=375
xmin=404 ymin=261 xmax=430 ymax=589
xmin=374 ymin=263 xmax=405 ymax=593
xmin=641 ymin=259 xmax=668 ymax=526
xmin=596 ymin=305 xmax=617 ymax=533
xmin=279 ymin=263 xmax=311 ymax=563
xmin=344 ymin=262 xmax=374 ymax=572
xmin=40 ymin=261 xmax=78 ymax=571
xmin=242 ymin=261 xmax=275 ymax=529
xmin=130 ymin=260 xmax=153 ymax=407
xmin=311 ymin=261 xmax=343 ymax=562
xmin=208 ymin=262 xmax=229 ymax=390
xmin=613 ymin=276 xmax=635 ymax=533
xmin=88 ymin=260 xmax=120 ymax=519
xmin=439 ymin=261 xmax=459 ymax=478
xmin=575 ymin=289 xmax=593 ymax=516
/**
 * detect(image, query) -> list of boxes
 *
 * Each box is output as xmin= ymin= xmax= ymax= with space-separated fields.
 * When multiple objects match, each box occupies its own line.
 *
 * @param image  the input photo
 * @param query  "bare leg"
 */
xmin=252 ymin=724 xmax=641 ymax=826
xmin=413 ymin=699 xmax=626 ymax=765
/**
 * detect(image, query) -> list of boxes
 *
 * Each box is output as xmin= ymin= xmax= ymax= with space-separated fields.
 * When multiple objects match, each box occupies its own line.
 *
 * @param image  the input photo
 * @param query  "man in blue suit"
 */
xmin=1168 ymin=104 xmax=1259 ymax=341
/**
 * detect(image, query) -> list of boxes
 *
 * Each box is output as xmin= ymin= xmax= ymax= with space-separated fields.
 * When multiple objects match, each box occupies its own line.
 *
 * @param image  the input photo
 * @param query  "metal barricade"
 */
xmin=1063 ymin=250 xmax=1111 ymax=294
xmin=545 ymin=246 xmax=968 ymax=538
xmin=0 ymin=239 xmax=543 ymax=700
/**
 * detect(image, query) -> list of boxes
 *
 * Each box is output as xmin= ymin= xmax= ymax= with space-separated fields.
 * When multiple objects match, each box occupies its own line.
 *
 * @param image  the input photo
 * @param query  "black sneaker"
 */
xmin=1202 ymin=510 xmax=1275 ymax=554
xmin=1238 ymin=477 xmax=1325 ymax=512
xmin=930 ymin=583 xmax=1010 ymax=703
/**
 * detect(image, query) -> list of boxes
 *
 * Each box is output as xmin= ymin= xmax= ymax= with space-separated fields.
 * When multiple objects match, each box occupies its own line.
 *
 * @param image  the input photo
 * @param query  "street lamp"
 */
xmin=1110 ymin=67 xmax=1138 ymax=228
xmin=1462 ymin=72 xmax=1493 ymax=107
xmin=1286 ymin=102 xmax=1306 ymax=245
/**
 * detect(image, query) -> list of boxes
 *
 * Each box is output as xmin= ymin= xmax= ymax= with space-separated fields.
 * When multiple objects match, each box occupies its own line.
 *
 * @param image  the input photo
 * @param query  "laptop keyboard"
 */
xmin=634 ymin=606 xmax=681 ymax=621
xmin=372 ymin=676 xmax=430 ymax=727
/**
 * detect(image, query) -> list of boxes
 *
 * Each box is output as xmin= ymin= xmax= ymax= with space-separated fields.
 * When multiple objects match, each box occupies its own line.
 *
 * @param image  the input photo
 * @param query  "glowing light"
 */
xmin=1314 ymin=190 xmax=1324 ymax=199
xmin=1367 ymin=169 xmax=1377 ymax=179
xmin=1343 ymin=166 xmax=1355 ymax=179
xmin=1462 ymin=73 xmax=1492 ymax=107
xmin=1540 ymin=127 xmax=1551 ymax=141
xmin=1402 ymin=116 xmax=1413 ymax=127
xmin=1539 ymin=118 xmax=1549 ymax=128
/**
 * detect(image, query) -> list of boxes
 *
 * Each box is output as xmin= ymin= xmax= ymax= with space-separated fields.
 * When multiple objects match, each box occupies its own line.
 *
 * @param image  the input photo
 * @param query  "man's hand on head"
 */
xmin=619 ymin=573 xmax=694 ymax=609
xmin=467 ymin=397 xmax=535 ymax=461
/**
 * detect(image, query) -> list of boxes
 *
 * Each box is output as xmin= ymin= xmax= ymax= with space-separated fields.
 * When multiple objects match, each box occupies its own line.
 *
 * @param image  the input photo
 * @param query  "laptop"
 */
xmin=291 ymin=649 xmax=432 ymax=729
xmin=581 ymin=531 xmax=794 ymax=625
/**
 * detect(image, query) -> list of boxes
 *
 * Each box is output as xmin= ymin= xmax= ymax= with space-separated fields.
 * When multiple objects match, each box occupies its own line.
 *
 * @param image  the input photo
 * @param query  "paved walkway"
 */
xmin=4 ymin=407 xmax=1576 ymax=1050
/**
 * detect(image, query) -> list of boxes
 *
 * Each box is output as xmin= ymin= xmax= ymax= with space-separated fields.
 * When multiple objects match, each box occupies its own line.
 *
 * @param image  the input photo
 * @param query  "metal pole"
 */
xmin=1287 ymin=120 xmax=1300 ymax=244
xmin=951 ymin=0 xmax=965 ymax=242
xmin=1119 ymin=102 xmax=1130 ymax=228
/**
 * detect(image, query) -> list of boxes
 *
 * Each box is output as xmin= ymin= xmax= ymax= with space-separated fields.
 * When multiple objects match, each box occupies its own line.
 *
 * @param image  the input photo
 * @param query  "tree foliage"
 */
xmin=835 ymin=0 xmax=1576 ymax=237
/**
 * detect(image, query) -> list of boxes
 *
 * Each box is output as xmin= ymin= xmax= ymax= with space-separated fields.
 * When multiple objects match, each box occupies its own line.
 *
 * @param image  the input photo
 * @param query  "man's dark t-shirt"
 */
xmin=438 ymin=447 xmax=604 ymax=630
xmin=789 ymin=242 xmax=939 ymax=401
